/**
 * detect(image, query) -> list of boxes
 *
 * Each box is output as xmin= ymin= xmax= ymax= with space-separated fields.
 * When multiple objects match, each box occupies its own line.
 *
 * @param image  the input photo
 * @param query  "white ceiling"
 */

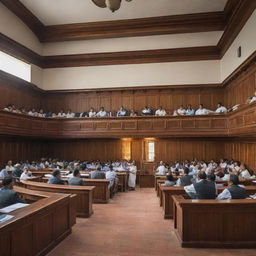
xmin=20 ymin=0 xmax=228 ymax=25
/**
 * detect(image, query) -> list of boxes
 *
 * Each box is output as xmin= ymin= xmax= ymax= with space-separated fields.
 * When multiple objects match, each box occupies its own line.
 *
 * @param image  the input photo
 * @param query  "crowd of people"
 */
xmin=3 ymin=92 xmax=256 ymax=119
xmin=0 ymin=158 xmax=138 ymax=192
xmin=155 ymin=158 xmax=255 ymax=200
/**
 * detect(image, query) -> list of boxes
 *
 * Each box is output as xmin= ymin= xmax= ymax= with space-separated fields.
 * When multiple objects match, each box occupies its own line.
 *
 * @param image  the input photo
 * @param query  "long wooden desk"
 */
xmin=0 ymin=186 xmax=75 ymax=256
xmin=173 ymin=195 xmax=256 ymax=248
xmin=160 ymin=185 xmax=256 ymax=219
xmin=40 ymin=176 xmax=110 ymax=203
xmin=0 ymin=102 xmax=255 ymax=139
xmin=21 ymin=180 xmax=94 ymax=218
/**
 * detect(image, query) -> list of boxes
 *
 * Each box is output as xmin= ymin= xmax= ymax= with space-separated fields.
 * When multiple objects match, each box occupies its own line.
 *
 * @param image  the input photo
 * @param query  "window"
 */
xmin=145 ymin=139 xmax=155 ymax=162
xmin=121 ymin=139 xmax=131 ymax=161
xmin=0 ymin=51 xmax=31 ymax=82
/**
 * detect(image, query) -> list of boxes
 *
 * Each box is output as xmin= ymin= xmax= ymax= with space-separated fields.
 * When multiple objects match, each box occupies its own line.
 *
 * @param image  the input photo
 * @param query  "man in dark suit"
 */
xmin=176 ymin=167 xmax=194 ymax=186
xmin=0 ymin=177 xmax=25 ymax=208
xmin=48 ymin=169 xmax=65 ymax=185
xmin=68 ymin=169 xmax=84 ymax=186
xmin=184 ymin=171 xmax=216 ymax=199
xmin=91 ymin=167 xmax=106 ymax=179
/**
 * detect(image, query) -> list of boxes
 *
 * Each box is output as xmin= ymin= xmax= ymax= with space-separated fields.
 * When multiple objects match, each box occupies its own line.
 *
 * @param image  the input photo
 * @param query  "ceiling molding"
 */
xmin=1 ymin=0 xmax=44 ymax=40
xmin=0 ymin=34 xmax=220 ymax=68
xmin=1 ymin=0 xmax=226 ymax=42
xmin=40 ymin=12 xmax=225 ymax=42
xmin=0 ymin=33 xmax=42 ymax=66
xmin=217 ymin=0 xmax=256 ymax=57
xmin=42 ymin=46 xmax=220 ymax=68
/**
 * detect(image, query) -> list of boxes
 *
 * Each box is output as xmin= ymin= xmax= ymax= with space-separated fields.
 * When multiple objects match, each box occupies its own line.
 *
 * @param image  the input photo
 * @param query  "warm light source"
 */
xmin=92 ymin=0 xmax=133 ymax=12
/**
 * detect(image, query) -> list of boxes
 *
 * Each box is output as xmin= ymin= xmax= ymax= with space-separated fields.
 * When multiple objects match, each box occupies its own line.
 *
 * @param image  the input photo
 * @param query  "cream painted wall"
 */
xmin=221 ymin=10 xmax=256 ymax=81
xmin=31 ymin=65 xmax=43 ymax=88
xmin=0 ymin=3 xmax=42 ymax=54
xmin=42 ymin=60 xmax=220 ymax=90
xmin=42 ymin=31 xmax=223 ymax=55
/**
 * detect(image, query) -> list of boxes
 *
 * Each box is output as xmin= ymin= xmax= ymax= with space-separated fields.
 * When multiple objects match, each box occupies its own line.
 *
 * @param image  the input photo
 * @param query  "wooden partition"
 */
xmin=160 ymin=185 xmax=256 ymax=219
xmin=173 ymin=195 xmax=256 ymax=248
xmin=21 ymin=180 xmax=94 ymax=218
xmin=0 ymin=186 xmax=74 ymax=256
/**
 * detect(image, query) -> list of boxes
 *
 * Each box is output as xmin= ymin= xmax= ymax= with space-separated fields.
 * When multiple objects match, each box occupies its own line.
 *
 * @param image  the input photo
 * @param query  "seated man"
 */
xmin=117 ymin=106 xmax=127 ymax=117
xmin=106 ymin=166 xmax=118 ymax=190
xmin=3 ymin=104 xmax=14 ymax=112
xmin=239 ymin=164 xmax=251 ymax=179
xmin=215 ymin=102 xmax=228 ymax=114
xmin=38 ymin=109 xmax=46 ymax=118
xmin=184 ymin=171 xmax=216 ymax=199
xmin=12 ymin=164 xmax=23 ymax=178
xmin=0 ymin=169 xmax=10 ymax=180
xmin=20 ymin=167 xmax=33 ymax=180
xmin=68 ymin=169 xmax=84 ymax=186
xmin=247 ymin=91 xmax=256 ymax=104
xmin=155 ymin=161 xmax=167 ymax=175
xmin=96 ymin=107 xmax=108 ymax=117
xmin=195 ymin=104 xmax=211 ymax=115
xmin=28 ymin=108 xmax=38 ymax=117
xmin=66 ymin=109 xmax=75 ymax=118
xmin=88 ymin=108 xmax=97 ymax=117
xmin=176 ymin=167 xmax=194 ymax=186
xmin=48 ymin=169 xmax=65 ymax=185
xmin=91 ymin=167 xmax=106 ymax=179
xmin=0 ymin=177 xmax=25 ymax=208
xmin=163 ymin=174 xmax=176 ymax=186
xmin=57 ymin=109 xmax=66 ymax=118
xmin=185 ymin=104 xmax=195 ymax=115
xmin=217 ymin=174 xmax=246 ymax=199
xmin=155 ymin=106 xmax=167 ymax=116
xmin=141 ymin=106 xmax=153 ymax=116
xmin=5 ymin=160 xmax=15 ymax=172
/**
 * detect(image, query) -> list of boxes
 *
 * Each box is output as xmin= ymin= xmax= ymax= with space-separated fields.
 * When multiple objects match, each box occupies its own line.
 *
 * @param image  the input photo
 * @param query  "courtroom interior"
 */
xmin=0 ymin=0 xmax=256 ymax=255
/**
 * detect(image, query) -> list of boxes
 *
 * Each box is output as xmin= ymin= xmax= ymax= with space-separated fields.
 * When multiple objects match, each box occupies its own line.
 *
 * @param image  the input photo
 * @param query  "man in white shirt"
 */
xmin=88 ymin=108 xmax=97 ymax=117
xmin=128 ymin=161 xmax=137 ymax=190
xmin=195 ymin=104 xmax=210 ymax=115
xmin=247 ymin=91 xmax=256 ymax=104
xmin=57 ymin=109 xmax=66 ymax=118
xmin=38 ymin=109 xmax=46 ymax=118
xmin=177 ymin=105 xmax=186 ymax=115
xmin=141 ymin=106 xmax=153 ymax=116
xmin=28 ymin=109 xmax=38 ymax=117
xmin=219 ymin=159 xmax=227 ymax=169
xmin=155 ymin=106 xmax=167 ymax=116
xmin=66 ymin=109 xmax=75 ymax=118
xmin=215 ymin=103 xmax=228 ymax=114
xmin=217 ymin=175 xmax=246 ymax=199
xmin=20 ymin=167 xmax=33 ymax=180
xmin=239 ymin=164 xmax=251 ymax=179
xmin=5 ymin=160 xmax=15 ymax=172
xmin=155 ymin=161 xmax=167 ymax=175
xmin=96 ymin=107 xmax=108 ymax=117
xmin=117 ymin=106 xmax=127 ymax=117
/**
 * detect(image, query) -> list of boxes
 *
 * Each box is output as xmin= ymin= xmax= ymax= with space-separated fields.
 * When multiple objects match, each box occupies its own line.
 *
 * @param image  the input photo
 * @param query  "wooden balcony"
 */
xmin=0 ymin=102 xmax=255 ymax=138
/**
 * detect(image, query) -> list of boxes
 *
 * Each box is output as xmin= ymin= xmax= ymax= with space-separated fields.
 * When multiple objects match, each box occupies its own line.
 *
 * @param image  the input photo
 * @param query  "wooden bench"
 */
xmin=161 ymin=185 xmax=256 ymax=219
xmin=0 ymin=186 xmax=75 ymax=256
xmin=173 ymin=195 xmax=256 ymax=248
xmin=21 ymin=180 xmax=94 ymax=218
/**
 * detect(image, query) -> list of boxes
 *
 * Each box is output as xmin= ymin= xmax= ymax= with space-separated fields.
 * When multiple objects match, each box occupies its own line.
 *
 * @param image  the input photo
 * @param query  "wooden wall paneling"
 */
xmin=100 ymin=92 xmax=111 ymax=112
xmin=159 ymin=91 xmax=172 ymax=114
xmin=170 ymin=91 xmax=183 ymax=112
xmin=133 ymin=91 xmax=146 ymax=113
xmin=121 ymin=91 xmax=133 ymax=111
xmin=146 ymin=90 xmax=160 ymax=110
xmin=110 ymin=92 xmax=122 ymax=112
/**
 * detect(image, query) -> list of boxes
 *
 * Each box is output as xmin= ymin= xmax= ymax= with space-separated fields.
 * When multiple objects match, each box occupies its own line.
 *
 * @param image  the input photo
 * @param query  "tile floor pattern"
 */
xmin=48 ymin=188 xmax=256 ymax=256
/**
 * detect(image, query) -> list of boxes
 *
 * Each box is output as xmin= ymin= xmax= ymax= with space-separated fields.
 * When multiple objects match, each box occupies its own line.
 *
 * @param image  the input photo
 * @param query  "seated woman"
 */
xmin=185 ymin=104 xmax=195 ymax=115
xmin=130 ymin=109 xmax=137 ymax=117
xmin=117 ymin=106 xmax=127 ymax=117
xmin=176 ymin=105 xmax=186 ymax=115
xmin=163 ymin=174 xmax=176 ymax=186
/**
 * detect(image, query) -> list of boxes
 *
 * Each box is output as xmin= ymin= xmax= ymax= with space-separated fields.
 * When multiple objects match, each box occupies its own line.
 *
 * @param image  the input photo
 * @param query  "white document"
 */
xmin=0 ymin=203 xmax=29 ymax=213
xmin=0 ymin=214 xmax=14 ymax=222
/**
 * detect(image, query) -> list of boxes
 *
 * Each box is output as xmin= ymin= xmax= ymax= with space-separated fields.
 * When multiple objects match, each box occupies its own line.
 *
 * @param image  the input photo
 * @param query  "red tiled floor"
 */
xmin=47 ymin=188 xmax=256 ymax=256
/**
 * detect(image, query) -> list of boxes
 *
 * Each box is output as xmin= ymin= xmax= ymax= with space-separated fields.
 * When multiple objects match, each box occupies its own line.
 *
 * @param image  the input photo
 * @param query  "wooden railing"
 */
xmin=0 ymin=102 xmax=255 ymax=138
